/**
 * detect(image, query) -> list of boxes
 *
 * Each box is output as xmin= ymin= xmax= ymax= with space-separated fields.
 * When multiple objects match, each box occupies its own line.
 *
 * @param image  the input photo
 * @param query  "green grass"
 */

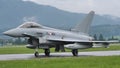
xmin=0 ymin=46 xmax=34 ymax=54
xmin=0 ymin=56 xmax=120 ymax=68
xmin=0 ymin=45 xmax=57 ymax=54
xmin=0 ymin=44 xmax=120 ymax=54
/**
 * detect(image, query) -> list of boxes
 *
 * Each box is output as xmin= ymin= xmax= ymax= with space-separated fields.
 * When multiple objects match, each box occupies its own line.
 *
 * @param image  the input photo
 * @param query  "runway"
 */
xmin=0 ymin=50 xmax=120 ymax=60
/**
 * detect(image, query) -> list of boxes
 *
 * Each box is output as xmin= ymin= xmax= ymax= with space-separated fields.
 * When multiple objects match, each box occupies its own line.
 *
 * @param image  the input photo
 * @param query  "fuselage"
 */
xmin=4 ymin=27 xmax=93 ymax=42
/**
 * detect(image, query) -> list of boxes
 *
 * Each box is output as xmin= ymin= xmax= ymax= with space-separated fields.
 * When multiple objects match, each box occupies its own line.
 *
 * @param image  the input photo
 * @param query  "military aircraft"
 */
xmin=3 ymin=11 xmax=116 ymax=57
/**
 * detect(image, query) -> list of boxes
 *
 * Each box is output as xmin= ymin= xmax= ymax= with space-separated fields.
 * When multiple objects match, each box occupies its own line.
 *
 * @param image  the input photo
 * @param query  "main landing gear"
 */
xmin=72 ymin=49 xmax=78 ymax=56
xmin=44 ymin=49 xmax=50 ymax=56
xmin=34 ymin=48 xmax=50 ymax=57
xmin=34 ymin=47 xmax=78 ymax=57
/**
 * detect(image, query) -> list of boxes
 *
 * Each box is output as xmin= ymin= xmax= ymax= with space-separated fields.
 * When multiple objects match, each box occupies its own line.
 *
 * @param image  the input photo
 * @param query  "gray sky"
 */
xmin=23 ymin=0 xmax=120 ymax=17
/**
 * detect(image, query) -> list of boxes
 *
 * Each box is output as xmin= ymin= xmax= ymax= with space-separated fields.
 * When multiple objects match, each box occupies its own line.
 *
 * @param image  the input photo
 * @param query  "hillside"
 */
xmin=0 ymin=0 xmax=120 ymax=38
xmin=90 ymin=25 xmax=120 ymax=38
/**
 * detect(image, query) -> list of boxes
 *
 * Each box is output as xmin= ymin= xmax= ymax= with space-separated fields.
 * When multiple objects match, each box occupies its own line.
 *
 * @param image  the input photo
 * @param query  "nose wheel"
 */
xmin=34 ymin=46 xmax=39 ymax=57
xmin=72 ymin=49 xmax=78 ymax=56
xmin=34 ymin=52 xmax=39 ymax=57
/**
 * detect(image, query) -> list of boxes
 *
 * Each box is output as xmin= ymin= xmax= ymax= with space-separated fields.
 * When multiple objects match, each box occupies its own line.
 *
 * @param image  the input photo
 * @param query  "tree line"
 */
xmin=0 ymin=38 xmax=27 ymax=46
xmin=93 ymin=34 xmax=119 ymax=41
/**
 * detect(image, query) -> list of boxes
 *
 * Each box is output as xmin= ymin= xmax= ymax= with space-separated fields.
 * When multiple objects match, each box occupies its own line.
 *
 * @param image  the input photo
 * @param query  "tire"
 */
xmin=34 ymin=52 xmax=39 ymax=57
xmin=45 ymin=49 xmax=50 ymax=56
xmin=72 ymin=49 xmax=78 ymax=56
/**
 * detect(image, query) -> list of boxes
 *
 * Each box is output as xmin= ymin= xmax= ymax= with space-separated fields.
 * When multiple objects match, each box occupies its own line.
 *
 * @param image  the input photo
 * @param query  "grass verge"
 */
xmin=0 ymin=56 xmax=120 ymax=68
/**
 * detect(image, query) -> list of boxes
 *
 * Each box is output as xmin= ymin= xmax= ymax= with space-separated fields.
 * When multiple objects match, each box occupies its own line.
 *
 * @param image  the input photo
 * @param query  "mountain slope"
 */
xmin=0 ymin=0 xmax=120 ymax=38
xmin=90 ymin=25 xmax=120 ymax=38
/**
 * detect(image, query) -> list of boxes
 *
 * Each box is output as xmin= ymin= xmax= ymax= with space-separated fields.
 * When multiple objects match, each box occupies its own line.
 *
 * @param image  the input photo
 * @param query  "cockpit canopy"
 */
xmin=18 ymin=22 xmax=43 ymax=28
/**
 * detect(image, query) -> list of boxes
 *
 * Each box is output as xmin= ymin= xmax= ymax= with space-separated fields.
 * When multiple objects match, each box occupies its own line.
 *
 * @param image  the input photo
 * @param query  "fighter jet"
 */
xmin=3 ymin=11 xmax=116 ymax=57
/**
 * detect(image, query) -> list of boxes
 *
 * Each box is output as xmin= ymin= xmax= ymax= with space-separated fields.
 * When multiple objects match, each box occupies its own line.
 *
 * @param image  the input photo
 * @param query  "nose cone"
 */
xmin=3 ymin=29 xmax=19 ymax=37
xmin=3 ymin=30 xmax=14 ymax=36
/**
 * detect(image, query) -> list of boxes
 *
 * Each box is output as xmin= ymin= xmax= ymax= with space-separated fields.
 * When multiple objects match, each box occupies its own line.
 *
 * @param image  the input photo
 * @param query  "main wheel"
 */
xmin=72 ymin=49 xmax=78 ymax=56
xmin=34 ymin=52 xmax=39 ymax=57
xmin=44 ymin=49 xmax=50 ymax=56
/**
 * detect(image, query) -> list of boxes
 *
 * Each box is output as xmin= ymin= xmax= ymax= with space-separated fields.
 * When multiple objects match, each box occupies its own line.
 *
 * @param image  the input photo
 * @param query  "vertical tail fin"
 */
xmin=71 ymin=11 xmax=95 ymax=34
